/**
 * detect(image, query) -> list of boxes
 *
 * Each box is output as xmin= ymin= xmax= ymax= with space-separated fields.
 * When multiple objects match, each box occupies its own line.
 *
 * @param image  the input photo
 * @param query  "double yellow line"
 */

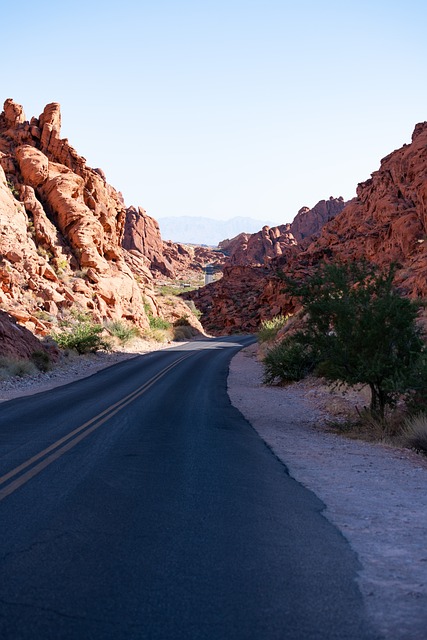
xmin=0 ymin=353 xmax=191 ymax=502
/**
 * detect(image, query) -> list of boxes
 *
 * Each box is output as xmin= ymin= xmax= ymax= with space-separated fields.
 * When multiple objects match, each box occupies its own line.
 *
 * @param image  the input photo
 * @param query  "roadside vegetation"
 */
xmin=258 ymin=315 xmax=288 ymax=343
xmin=260 ymin=261 xmax=427 ymax=454
xmin=51 ymin=311 xmax=112 ymax=354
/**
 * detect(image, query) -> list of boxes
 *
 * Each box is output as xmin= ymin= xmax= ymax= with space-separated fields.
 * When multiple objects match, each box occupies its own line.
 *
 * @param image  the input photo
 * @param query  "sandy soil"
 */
xmin=1 ymin=340 xmax=427 ymax=638
xmin=228 ymin=344 xmax=427 ymax=640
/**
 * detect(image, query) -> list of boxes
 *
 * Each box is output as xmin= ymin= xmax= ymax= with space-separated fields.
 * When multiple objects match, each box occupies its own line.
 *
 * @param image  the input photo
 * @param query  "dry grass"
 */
xmin=402 ymin=413 xmax=427 ymax=455
xmin=0 ymin=356 xmax=38 ymax=379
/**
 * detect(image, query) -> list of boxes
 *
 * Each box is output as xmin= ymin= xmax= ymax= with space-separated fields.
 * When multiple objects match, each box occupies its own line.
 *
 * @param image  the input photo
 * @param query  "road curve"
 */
xmin=0 ymin=336 xmax=377 ymax=639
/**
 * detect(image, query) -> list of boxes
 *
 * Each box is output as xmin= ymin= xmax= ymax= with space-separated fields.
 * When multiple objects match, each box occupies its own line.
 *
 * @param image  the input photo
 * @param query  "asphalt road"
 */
xmin=0 ymin=336 xmax=378 ymax=639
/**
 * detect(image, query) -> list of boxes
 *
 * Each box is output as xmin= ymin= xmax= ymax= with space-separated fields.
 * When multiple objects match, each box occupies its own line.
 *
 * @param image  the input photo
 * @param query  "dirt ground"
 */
xmin=1 ymin=340 xmax=427 ymax=639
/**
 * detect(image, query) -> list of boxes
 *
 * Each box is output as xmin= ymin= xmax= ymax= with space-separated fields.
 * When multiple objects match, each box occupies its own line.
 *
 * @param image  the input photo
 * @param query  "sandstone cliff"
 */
xmin=186 ymin=125 xmax=427 ymax=334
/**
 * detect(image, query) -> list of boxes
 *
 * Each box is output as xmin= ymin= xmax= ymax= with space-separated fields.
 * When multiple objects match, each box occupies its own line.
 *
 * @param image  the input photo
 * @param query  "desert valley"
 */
xmin=1 ymin=98 xmax=426 ymax=358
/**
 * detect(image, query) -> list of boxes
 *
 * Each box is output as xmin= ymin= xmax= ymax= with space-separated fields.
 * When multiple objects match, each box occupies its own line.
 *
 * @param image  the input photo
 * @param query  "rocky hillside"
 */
xmin=186 ymin=123 xmax=427 ymax=334
xmin=0 ymin=99 xmax=212 ymax=355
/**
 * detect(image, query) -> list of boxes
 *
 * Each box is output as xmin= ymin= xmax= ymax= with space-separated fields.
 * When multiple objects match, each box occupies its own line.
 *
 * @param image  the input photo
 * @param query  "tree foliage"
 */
xmin=265 ymin=261 xmax=426 ymax=419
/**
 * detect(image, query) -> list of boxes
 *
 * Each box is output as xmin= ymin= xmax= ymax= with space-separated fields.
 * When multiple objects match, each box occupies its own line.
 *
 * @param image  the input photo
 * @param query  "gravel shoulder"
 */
xmin=228 ymin=344 xmax=427 ymax=640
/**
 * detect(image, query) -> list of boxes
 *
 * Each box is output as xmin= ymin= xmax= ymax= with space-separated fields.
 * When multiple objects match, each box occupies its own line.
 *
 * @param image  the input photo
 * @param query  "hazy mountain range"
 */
xmin=157 ymin=216 xmax=278 ymax=246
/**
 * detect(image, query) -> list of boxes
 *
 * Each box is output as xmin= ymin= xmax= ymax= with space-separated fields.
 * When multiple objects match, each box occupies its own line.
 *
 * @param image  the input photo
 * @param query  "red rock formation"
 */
xmin=219 ymin=225 xmax=298 ymax=266
xmin=290 ymin=197 xmax=346 ymax=244
xmin=123 ymin=206 xmax=225 ymax=278
xmin=0 ymin=99 xmax=151 ymax=334
xmin=185 ymin=125 xmax=427 ymax=334
xmin=218 ymin=197 xmax=345 ymax=267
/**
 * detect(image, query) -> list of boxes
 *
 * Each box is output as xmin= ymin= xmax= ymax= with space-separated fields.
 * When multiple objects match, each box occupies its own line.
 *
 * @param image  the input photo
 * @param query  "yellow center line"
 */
xmin=0 ymin=353 xmax=192 ymax=502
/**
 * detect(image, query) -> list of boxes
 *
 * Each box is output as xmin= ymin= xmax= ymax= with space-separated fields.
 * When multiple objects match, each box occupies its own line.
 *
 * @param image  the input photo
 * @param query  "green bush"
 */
xmin=52 ymin=319 xmax=111 ymax=354
xmin=258 ymin=315 xmax=288 ymax=343
xmin=105 ymin=320 xmax=140 ymax=344
xmin=263 ymin=337 xmax=317 ymax=384
xmin=148 ymin=315 xmax=171 ymax=330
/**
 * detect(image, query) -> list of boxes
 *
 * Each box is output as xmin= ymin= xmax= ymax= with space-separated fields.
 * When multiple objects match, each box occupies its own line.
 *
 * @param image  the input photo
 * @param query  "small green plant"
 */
xmin=157 ymin=285 xmax=181 ymax=296
xmin=258 ymin=315 xmax=288 ymax=343
xmin=33 ymin=309 xmax=54 ymax=322
xmin=105 ymin=320 xmax=140 ymax=344
xmin=53 ymin=257 xmax=68 ymax=275
xmin=6 ymin=180 xmax=19 ymax=198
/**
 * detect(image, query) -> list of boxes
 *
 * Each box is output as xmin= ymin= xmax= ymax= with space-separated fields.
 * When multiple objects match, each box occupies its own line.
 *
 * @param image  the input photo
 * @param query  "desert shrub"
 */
xmin=30 ymin=350 xmax=51 ymax=372
xmin=184 ymin=300 xmax=202 ymax=318
xmin=52 ymin=318 xmax=111 ymax=354
xmin=144 ymin=328 xmax=169 ymax=343
xmin=263 ymin=337 xmax=317 ymax=384
xmin=258 ymin=315 xmax=288 ymax=343
xmin=173 ymin=315 xmax=191 ymax=327
xmin=0 ymin=356 xmax=38 ymax=378
xmin=105 ymin=320 xmax=140 ymax=344
xmin=402 ymin=413 xmax=427 ymax=455
xmin=148 ymin=315 xmax=171 ymax=330
xmin=173 ymin=325 xmax=194 ymax=341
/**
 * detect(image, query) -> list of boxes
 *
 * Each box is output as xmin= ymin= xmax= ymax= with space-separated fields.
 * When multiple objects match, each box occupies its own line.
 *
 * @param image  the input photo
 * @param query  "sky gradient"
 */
xmin=3 ymin=0 xmax=426 ymax=225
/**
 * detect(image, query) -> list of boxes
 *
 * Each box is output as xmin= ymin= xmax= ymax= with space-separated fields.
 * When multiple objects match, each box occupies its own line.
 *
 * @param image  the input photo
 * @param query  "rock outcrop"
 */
xmin=290 ymin=197 xmax=346 ymax=244
xmin=219 ymin=225 xmax=298 ymax=266
xmin=0 ymin=99 xmax=156 ymax=336
xmin=0 ymin=310 xmax=52 ymax=360
xmin=218 ymin=197 xmax=345 ymax=267
xmin=185 ymin=125 xmax=427 ymax=334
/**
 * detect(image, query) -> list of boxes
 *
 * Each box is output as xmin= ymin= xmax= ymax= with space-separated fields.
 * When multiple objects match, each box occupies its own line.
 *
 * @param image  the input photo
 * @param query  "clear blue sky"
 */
xmin=3 ymin=0 xmax=426 ymax=224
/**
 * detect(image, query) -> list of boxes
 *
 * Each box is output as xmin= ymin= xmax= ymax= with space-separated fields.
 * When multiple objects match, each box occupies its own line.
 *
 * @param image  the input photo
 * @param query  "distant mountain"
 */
xmin=157 ymin=216 xmax=277 ymax=246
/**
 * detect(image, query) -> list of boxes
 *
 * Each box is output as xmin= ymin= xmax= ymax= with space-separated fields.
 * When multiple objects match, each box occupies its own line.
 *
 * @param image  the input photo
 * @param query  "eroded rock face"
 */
xmin=0 ymin=99 xmax=151 ymax=334
xmin=186 ymin=125 xmax=427 ymax=334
